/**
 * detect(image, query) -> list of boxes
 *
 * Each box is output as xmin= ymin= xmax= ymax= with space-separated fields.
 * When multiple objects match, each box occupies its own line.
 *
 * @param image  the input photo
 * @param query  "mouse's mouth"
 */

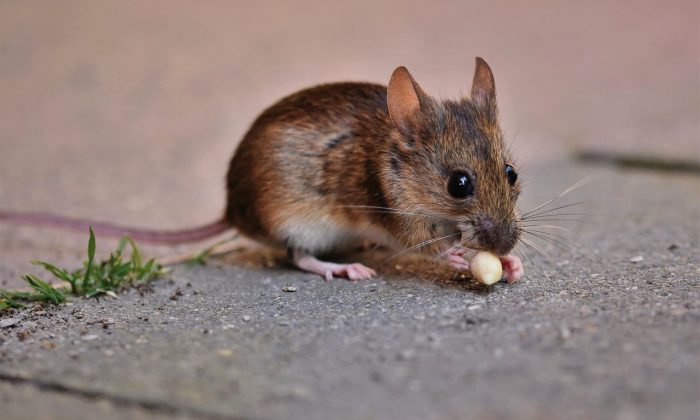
xmin=454 ymin=220 xmax=519 ymax=256
xmin=435 ymin=220 xmax=516 ymax=257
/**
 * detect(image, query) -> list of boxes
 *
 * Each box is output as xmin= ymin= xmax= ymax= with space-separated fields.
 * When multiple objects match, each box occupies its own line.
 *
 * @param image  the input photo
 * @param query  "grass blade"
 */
xmin=32 ymin=260 xmax=77 ymax=293
xmin=82 ymin=227 xmax=96 ymax=291
xmin=23 ymin=274 xmax=66 ymax=305
xmin=125 ymin=237 xmax=142 ymax=270
xmin=0 ymin=291 xmax=26 ymax=309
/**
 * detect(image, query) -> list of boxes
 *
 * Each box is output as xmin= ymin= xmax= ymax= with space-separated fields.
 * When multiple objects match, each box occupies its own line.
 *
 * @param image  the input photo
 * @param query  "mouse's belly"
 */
xmin=230 ymin=193 xmax=397 ymax=253
xmin=276 ymin=211 xmax=399 ymax=255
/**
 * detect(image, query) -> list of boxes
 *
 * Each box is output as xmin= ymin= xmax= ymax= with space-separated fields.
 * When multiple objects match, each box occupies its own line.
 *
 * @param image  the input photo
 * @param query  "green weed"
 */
xmin=0 ymin=227 xmax=167 ymax=309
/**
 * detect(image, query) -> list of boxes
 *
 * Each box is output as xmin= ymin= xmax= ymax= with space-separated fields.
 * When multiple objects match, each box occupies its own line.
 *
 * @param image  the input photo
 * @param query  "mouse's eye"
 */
xmin=505 ymin=164 xmax=518 ymax=185
xmin=447 ymin=172 xmax=474 ymax=198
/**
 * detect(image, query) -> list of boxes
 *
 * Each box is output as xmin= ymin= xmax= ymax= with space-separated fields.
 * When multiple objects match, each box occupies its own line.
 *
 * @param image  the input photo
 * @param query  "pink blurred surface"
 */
xmin=0 ymin=0 xmax=697 ymax=232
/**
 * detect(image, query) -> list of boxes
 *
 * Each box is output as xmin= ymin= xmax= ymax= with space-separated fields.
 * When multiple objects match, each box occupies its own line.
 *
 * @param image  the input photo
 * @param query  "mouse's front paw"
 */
xmin=499 ymin=255 xmax=524 ymax=284
xmin=445 ymin=245 xmax=470 ymax=270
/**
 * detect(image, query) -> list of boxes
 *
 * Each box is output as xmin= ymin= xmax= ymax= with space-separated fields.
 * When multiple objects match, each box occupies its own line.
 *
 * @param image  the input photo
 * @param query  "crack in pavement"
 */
xmin=0 ymin=370 xmax=255 ymax=420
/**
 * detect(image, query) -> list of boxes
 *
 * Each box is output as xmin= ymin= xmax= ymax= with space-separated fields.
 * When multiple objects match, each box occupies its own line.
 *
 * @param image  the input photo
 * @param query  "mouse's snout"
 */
xmin=474 ymin=216 xmax=519 ymax=255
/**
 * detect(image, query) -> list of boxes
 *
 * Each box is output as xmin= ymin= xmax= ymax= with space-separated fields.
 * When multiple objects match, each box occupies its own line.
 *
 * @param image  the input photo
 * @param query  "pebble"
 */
xmin=282 ymin=285 xmax=298 ymax=292
xmin=242 ymin=315 xmax=251 ymax=322
xmin=217 ymin=349 xmax=234 ymax=357
xmin=630 ymin=256 xmax=644 ymax=263
xmin=559 ymin=325 xmax=572 ymax=340
xmin=40 ymin=340 xmax=56 ymax=350
xmin=0 ymin=318 xmax=20 ymax=328
xmin=81 ymin=334 xmax=99 ymax=341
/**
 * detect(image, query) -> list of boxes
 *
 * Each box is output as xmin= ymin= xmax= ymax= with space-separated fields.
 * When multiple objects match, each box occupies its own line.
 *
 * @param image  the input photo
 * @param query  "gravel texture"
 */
xmin=1 ymin=161 xmax=699 ymax=420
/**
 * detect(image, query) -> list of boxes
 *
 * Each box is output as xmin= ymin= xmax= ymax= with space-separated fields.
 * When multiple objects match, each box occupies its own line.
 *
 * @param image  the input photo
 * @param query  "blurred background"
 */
xmin=0 ymin=0 xmax=697 ymax=282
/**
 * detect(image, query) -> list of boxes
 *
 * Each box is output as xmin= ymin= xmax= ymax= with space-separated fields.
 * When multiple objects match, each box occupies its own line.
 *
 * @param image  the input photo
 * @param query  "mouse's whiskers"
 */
xmin=427 ymin=228 xmax=479 ymax=265
xmin=387 ymin=231 xmax=462 ymax=261
xmin=335 ymin=205 xmax=455 ymax=224
xmin=519 ymin=224 xmax=573 ymax=234
xmin=519 ymin=202 xmax=589 ymax=222
xmin=512 ymin=176 xmax=598 ymax=269
xmin=520 ymin=176 xmax=594 ymax=219
xmin=520 ymin=229 xmax=577 ymax=253
xmin=518 ymin=236 xmax=553 ymax=264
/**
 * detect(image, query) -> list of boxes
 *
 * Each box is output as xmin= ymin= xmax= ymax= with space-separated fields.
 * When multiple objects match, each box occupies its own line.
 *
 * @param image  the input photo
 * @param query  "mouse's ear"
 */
xmin=388 ymin=66 xmax=429 ymax=139
xmin=471 ymin=57 xmax=496 ymax=108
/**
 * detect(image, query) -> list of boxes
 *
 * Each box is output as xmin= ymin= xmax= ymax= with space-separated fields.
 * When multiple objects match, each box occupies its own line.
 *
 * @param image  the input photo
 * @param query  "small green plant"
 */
xmin=0 ymin=227 xmax=167 ymax=309
xmin=0 ymin=290 xmax=26 ymax=310
xmin=185 ymin=237 xmax=234 ymax=266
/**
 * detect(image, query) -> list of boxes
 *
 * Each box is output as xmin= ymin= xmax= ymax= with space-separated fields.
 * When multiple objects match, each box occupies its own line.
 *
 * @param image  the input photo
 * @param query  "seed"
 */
xmin=470 ymin=252 xmax=503 ymax=285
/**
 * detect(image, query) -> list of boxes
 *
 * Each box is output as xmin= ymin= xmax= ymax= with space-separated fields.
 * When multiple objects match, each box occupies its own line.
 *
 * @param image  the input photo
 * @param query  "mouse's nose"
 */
xmin=475 ymin=216 xmax=518 ymax=255
xmin=480 ymin=216 xmax=496 ymax=232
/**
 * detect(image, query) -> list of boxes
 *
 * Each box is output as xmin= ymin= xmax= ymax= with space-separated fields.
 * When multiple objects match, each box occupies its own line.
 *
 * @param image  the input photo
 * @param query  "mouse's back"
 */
xmin=224 ymin=81 xmax=398 ymax=252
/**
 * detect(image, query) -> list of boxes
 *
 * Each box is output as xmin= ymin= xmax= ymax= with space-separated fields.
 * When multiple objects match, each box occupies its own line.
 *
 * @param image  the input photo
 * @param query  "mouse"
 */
xmin=0 ymin=57 xmax=524 ymax=283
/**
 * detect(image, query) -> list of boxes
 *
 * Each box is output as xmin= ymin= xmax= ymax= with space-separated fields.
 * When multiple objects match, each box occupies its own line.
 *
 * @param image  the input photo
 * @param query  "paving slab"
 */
xmin=0 ymin=1 xmax=698 ymax=419
xmin=0 ymin=381 xmax=187 ymax=420
xmin=1 ymin=160 xmax=698 ymax=420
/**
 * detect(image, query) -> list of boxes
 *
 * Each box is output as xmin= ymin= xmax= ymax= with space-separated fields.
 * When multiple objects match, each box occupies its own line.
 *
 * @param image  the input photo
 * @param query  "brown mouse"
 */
xmin=0 ymin=57 xmax=524 ymax=283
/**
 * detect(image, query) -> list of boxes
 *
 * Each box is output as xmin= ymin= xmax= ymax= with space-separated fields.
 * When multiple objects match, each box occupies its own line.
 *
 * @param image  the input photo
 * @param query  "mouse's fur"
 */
xmin=226 ymin=58 xmax=521 ymax=261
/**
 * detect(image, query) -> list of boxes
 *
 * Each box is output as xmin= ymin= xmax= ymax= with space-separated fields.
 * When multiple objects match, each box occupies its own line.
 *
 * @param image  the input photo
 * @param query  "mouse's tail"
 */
xmin=0 ymin=210 xmax=231 ymax=244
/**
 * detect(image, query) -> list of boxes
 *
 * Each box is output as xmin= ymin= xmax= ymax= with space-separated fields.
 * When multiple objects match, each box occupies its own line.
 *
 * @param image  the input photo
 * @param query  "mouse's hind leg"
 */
xmin=289 ymin=248 xmax=376 ymax=281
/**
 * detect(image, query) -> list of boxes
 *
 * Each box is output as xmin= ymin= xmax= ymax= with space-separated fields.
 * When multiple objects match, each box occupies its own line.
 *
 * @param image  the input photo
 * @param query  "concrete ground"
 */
xmin=1 ymin=1 xmax=698 ymax=419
